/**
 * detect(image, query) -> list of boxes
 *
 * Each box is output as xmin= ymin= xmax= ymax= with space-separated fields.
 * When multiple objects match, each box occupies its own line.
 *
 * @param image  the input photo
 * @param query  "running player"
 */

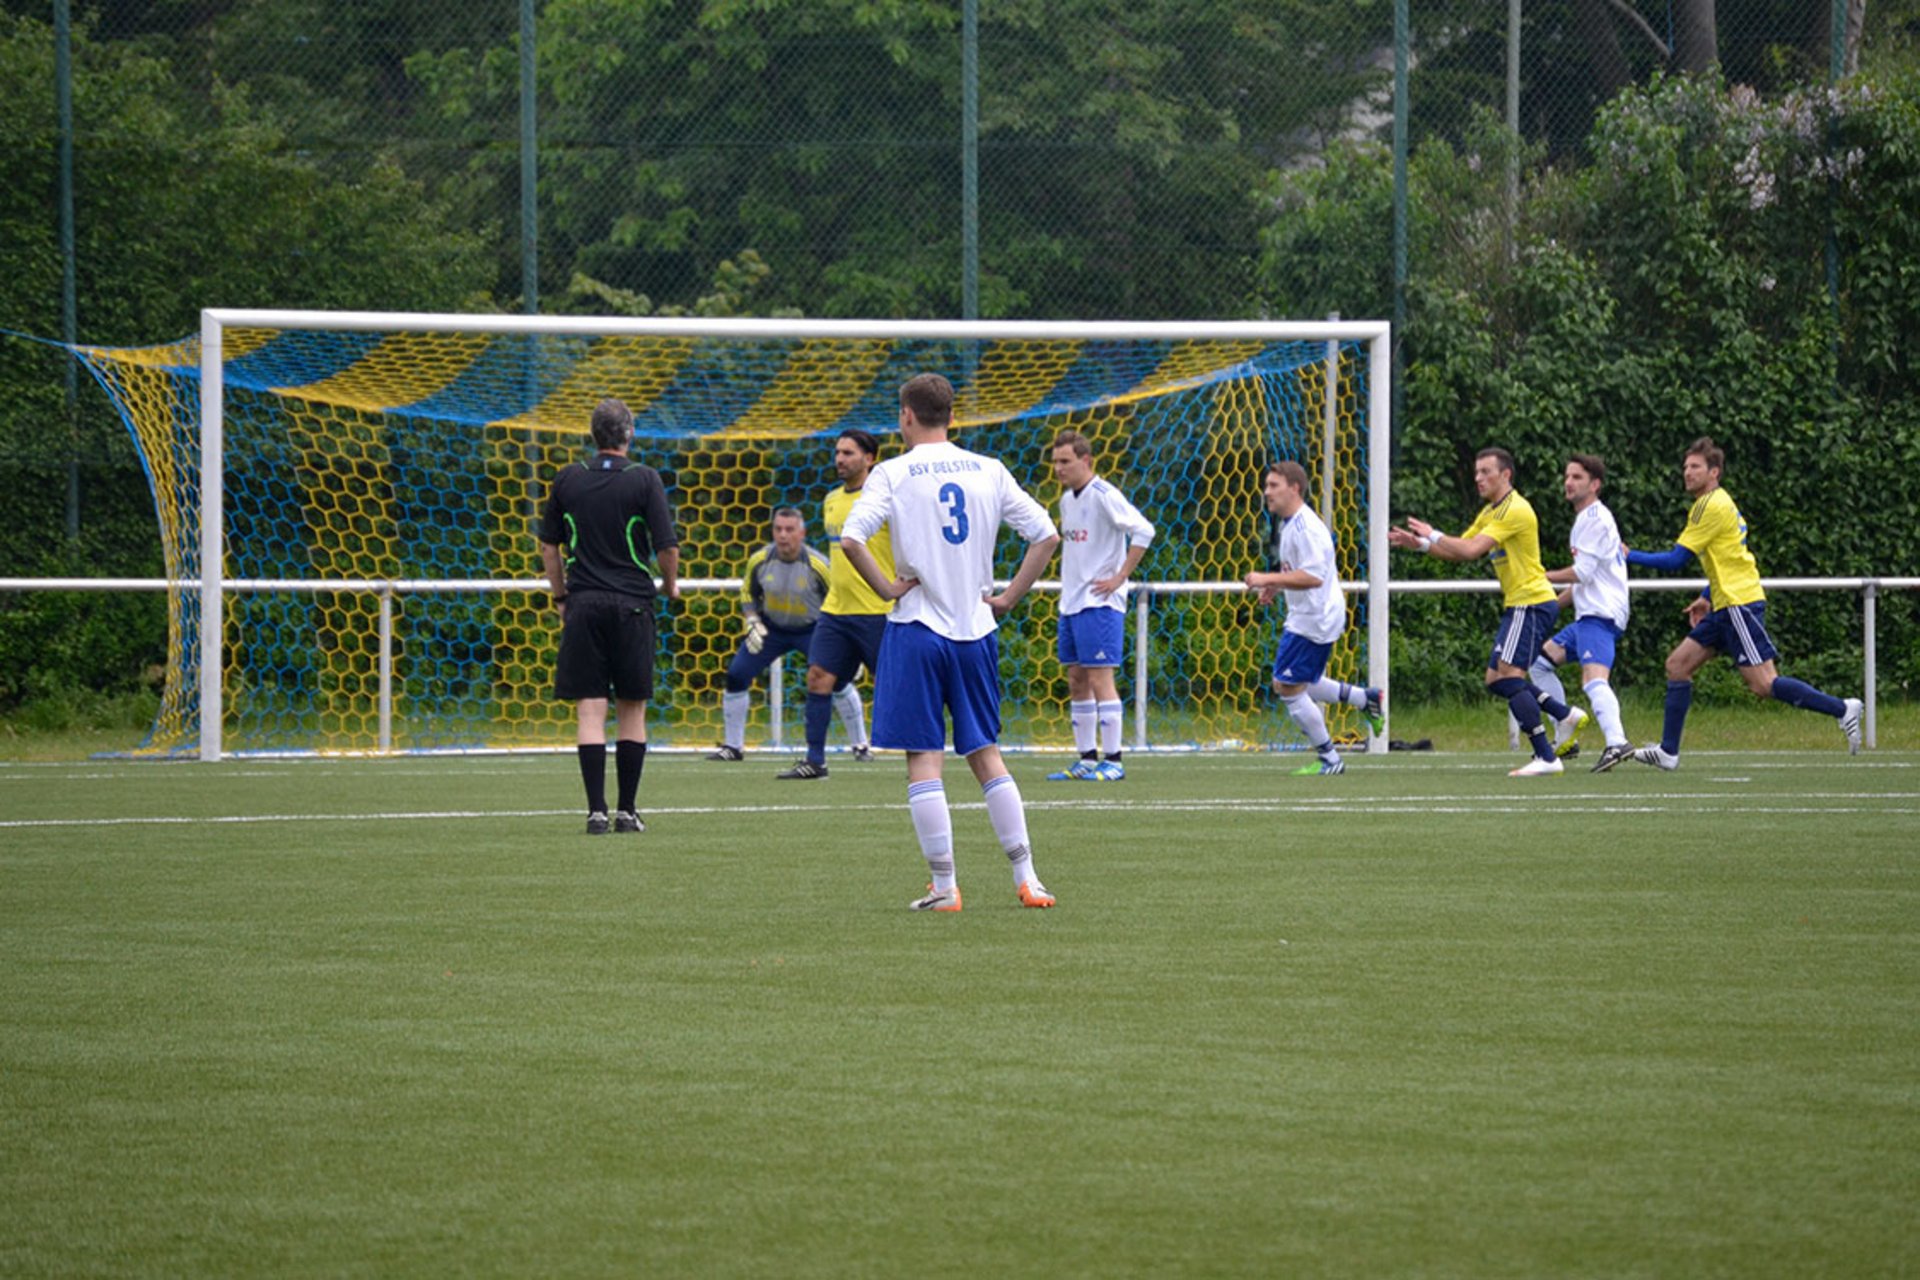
xmin=1243 ymin=461 xmax=1384 ymax=776
xmin=840 ymin=372 xmax=1061 ymax=912
xmin=1387 ymin=446 xmax=1579 ymax=777
xmin=1533 ymin=454 xmax=1634 ymax=772
xmin=1624 ymin=436 xmax=1862 ymax=768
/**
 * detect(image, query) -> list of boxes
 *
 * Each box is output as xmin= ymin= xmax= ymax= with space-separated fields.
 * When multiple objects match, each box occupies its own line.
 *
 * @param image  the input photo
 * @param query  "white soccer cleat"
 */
xmin=1630 ymin=744 xmax=1680 ymax=771
xmin=1554 ymin=706 xmax=1589 ymax=758
xmin=1840 ymin=698 xmax=1863 ymax=755
xmin=910 ymin=884 xmax=962 ymax=913
xmin=1508 ymin=757 xmax=1564 ymax=777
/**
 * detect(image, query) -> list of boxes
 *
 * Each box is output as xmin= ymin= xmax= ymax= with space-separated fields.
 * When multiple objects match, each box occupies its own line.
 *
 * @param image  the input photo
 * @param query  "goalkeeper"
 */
xmin=707 ymin=507 xmax=861 ymax=760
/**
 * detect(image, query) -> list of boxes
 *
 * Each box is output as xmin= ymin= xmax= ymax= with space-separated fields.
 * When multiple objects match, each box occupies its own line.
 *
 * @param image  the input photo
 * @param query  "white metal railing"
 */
xmin=3 ymin=575 xmax=1912 ymax=755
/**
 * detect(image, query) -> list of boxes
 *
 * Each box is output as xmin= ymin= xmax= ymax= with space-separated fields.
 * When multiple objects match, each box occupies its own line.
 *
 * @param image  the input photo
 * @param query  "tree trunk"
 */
xmin=1574 ymin=0 xmax=1633 ymax=101
xmin=1672 ymin=0 xmax=1717 ymax=73
xmin=1815 ymin=0 xmax=1870 ymax=77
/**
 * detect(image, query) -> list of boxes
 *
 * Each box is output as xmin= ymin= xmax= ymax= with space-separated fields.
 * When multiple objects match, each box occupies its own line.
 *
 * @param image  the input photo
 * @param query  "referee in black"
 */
xmin=538 ymin=398 xmax=680 ymax=835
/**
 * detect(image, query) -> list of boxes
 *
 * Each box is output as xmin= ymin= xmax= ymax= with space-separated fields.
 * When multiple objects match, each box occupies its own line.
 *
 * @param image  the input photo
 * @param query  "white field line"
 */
xmin=5 ymin=793 xmax=1919 ymax=830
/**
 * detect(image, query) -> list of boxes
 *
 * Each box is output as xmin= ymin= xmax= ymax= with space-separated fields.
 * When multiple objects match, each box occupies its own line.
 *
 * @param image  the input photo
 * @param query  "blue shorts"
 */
xmin=724 ymin=622 xmax=814 ymax=692
xmin=808 ymin=612 xmax=887 ymax=684
xmin=1057 ymin=608 xmax=1126 ymax=668
xmin=1546 ymin=616 xmax=1622 ymax=671
xmin=1271 ymin=631 xmax=1334 ymax=687
xmin=870 ymin=620 xmax=1002 ymax=756
xmin=1487 ymin=602 xmax=1559 ymax=672
xmin=1688 ymin=600 xmax=1778 ymax=667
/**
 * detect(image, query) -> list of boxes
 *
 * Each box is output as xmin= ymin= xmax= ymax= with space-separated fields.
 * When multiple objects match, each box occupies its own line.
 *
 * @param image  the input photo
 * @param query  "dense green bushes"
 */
xmin=1257 ymin=72 xmax=1920 ymax=700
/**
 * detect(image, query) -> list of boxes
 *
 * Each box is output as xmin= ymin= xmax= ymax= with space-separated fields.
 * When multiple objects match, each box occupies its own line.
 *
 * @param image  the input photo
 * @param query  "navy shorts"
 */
xmin=870 ymin=621 xmax=1001 ymax=756
xmin=553 ymin=591 xmax=657 ymax=702
xmin=1547 ymin=616 xmax=1622 ymax=670
xmin=724 ymin=622 xmax=814 ymax=692
xmin=1487 ymin=602 xmax=1559 ymax=672
xmin=808 ymin=612 xmax=888 ymax=684
xmin=1057 ymin=608 xmax=1126 ymax=668
xmin=1687 ymin=600 xmax=1778 ymax=667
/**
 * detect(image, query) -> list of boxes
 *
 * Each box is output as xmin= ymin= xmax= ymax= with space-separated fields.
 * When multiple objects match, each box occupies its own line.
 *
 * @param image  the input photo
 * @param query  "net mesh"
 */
xmin=75 ymin=324 xmax=1372 ymax=756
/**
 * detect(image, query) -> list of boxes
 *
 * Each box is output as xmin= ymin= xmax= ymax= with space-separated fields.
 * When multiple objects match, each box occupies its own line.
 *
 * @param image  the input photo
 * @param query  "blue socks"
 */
xmin=1771 ymin=676 xmax=1845 ymax=718
xmin=1490 ymin=676 xmax=1556 ymax=762
xmin=803 ymin=691 xmax=833 ymax=767
xmin=1661 ymin=680 xmax=1693 ymax=756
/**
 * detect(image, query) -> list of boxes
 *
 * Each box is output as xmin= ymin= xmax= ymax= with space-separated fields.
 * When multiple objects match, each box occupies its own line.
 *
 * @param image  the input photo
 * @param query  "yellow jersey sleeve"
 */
xmin=823 ymin=485 xmax=895 ymax=616
xmin=1464 ymin=493 xmax=1555 ymax=608
xmin=1677 ymin=489 xmax=1764 ymax=609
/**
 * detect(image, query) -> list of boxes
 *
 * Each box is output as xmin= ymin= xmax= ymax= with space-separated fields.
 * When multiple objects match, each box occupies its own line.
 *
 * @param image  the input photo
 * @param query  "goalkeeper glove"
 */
xmin=743 ymin=616 xmax=769 ymax=654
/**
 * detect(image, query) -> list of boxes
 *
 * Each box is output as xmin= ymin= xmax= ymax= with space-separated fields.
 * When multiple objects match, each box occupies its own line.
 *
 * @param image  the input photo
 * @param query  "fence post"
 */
xmin=1133 ymin=590 xmax=1150 ymax=751
xmin=1863 ymin=581 xmax=1877 ymax=750
xmin=378 ymin=584 xmax=395 ymax=754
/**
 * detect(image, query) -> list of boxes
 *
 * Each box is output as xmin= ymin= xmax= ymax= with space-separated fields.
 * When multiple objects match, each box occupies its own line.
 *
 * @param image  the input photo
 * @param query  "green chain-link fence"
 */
xmin=3 ymin=1 xmax=1916 ymax=706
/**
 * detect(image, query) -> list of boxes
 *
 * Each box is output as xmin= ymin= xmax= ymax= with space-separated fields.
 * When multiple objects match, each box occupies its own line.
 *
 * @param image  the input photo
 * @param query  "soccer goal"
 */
xmin=76 ymin=312 xmax=1390 ymax=760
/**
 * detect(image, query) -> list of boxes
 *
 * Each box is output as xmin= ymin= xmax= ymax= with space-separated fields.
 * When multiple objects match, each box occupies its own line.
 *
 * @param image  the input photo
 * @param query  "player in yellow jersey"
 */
xmin=1623 ymin=437 xmax=1862 ymax=768
xmin=776 ymin=429 xmax=893 ymax=779
xmin=1389 ymin=447 xmax=1580 ymax=776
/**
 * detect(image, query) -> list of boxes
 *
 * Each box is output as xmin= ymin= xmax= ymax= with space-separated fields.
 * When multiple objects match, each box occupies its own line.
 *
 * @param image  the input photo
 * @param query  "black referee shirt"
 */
xmin=539 ymin=452 xmax=679 ymax=599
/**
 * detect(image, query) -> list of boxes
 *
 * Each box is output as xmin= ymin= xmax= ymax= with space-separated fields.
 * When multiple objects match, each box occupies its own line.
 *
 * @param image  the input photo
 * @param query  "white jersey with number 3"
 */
xmin=842 ymin=439 xmax=1057 ymax=642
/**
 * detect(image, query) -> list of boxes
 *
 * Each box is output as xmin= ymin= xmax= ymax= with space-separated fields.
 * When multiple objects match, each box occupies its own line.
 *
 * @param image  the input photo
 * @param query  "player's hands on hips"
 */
xmin=1093 ymin=572 xmax=1128 ymax=598
xmin=743 ymin=615 xmax=769 ymax=653
xmin=882 ymin=575 xmax=919 ymax=602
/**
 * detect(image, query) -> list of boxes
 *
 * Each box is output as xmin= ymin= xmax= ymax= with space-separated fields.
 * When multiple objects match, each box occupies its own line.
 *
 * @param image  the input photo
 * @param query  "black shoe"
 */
xmin=614 ymin=809 xmax=646 ymax=833
xmin=851 ymin=745 xmax=873 ymax=762
xmin=707 ymin=744 xmax=744 ymax=762
xmin=1590 ymin=743 xmax=1633 ymax=774
xmin=776 ymin=761 xmax=829 ymax=780
xmin=585 ymin=810 xmax=611 ymax=836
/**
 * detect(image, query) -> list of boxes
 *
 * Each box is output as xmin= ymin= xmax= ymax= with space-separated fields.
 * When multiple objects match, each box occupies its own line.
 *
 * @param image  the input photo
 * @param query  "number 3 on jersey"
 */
xmin=938 ymin=482 xmax=969 ymax=545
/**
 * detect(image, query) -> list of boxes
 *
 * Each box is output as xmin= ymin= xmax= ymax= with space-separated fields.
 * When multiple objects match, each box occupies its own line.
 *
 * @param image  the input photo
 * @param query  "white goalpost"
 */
xmin=162 ymin=312 xmax=1395 ymax=760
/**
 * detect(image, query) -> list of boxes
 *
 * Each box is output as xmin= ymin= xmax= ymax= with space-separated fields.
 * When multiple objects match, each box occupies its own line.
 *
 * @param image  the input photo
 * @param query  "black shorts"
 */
xmin=554 ymin=592 xmax=657 ymax=702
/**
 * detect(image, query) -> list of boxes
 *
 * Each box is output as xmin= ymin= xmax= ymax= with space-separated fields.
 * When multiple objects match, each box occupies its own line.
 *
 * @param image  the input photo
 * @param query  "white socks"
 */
xmin=721 ymin=689 xmax=750 ymax=749
xmin=908 ymin=774 xmax=1039 ymax=889
xmin=1585 ymin=677 xmax=1627 ymax=747
xmin=1307 ymin=677 xmax=1367 ymax=709
xmin=1530 ymin=659 xmax=1569 ymax=710
xmin=1097 ymin=700 xmax=1123 ymax=757
xmin=1283 ymin=691 xmax=1334 ymax=755
xmin=833 ymin=684 xmax=868 ymax=748
xmin=1070 ymin=699 xmax=1097 ymax=755
xmin=908 ymin=779 xmax=955 ymax=890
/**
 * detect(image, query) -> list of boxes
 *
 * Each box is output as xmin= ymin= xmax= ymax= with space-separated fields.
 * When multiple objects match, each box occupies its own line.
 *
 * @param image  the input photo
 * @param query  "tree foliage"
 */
xmin=1257 ymin=69 xmax=1920 ymax=698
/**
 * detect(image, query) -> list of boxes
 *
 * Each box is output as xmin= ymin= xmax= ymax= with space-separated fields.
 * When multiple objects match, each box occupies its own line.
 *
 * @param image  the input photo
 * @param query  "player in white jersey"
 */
xmin=1529 ymin=454 xmax=1635 ymax=772
xmin=840 ymin=372 xmax=1062 ymax=913
xmin=1242 ymin=462 xmax=1383 ymax=776
xmin=1045 ymin=429 xmax=1155 ymax=782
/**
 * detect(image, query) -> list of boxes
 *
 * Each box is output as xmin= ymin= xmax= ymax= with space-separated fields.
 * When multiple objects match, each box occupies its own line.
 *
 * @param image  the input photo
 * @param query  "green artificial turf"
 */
xmin=2 ymin=748 xmax=1915 ymax=1276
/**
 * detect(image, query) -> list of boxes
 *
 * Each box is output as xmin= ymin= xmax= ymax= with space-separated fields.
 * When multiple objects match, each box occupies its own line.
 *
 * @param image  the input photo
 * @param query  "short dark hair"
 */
xmin=1051 ymin=429 xmax=1092 ymax=459
xmin=1265 ymin=460 xmax=1308 ymax=492
xmin=1685 ymin=436 xmax=1724 ymax=474
xmin=837 ymin=428 xmax=880 ymax=459
xmin=900 ymin=373 xmax=954 ymax=428
xmin=590 ymin=398 xmax=633 ymax=450
xmin=1567 ymin=453 xmax=1606 ymax=485
xmin=771 ymin=506 xmax=805 ymax=526
xmin=1474 ymin=446 xmax=1516 ymax=475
